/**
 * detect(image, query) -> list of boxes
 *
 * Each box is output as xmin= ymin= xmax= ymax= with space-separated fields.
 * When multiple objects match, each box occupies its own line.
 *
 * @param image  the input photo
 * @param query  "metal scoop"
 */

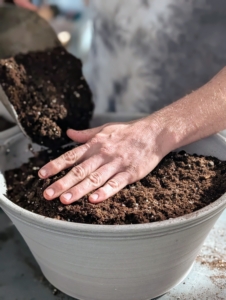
xmin=0 ymin=5 xmax=60 ymax=58
xmin=0 ymin=5 xmax=61 ymax=139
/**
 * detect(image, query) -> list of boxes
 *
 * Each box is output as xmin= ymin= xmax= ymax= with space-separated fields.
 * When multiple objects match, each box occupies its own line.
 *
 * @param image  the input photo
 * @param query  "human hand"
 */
xmin=38 ymin=116 xmax=173 ymax=204
xmin=38 ymin=66 xmax=226 ymax=205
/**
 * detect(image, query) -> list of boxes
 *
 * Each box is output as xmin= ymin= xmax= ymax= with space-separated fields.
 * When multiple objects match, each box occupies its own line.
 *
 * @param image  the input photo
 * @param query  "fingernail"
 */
xmin=45 ymin=188 xmax=54 ymax=197
xmin=39 ymin=169 xmax=47 ymax=177
xmin=63 ymin=193 xmax=72 ymax=202
xmin=91 ymin=194 xmax=99 ymax=201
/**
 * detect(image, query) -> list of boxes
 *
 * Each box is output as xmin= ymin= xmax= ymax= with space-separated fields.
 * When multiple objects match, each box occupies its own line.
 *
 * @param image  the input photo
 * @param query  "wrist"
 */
xmin=152 ymin=68 xmax=226 ymax=151
xmin=151 ymin=108 xmax=184 ymax=153
xmin=136 ymin=66 xmax=226 ymax=156
xmin=138 ymin=113 xmax=178 ymax=157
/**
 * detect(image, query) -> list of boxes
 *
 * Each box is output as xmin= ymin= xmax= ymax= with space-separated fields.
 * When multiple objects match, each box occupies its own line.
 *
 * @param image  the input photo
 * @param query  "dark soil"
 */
xmin=0 ymin=116 xmax=14 ymax=132
xmin=0 ymin=46 xmax=94 ymax=147
xmin=5 ymin=149 xmax=226 ymax=225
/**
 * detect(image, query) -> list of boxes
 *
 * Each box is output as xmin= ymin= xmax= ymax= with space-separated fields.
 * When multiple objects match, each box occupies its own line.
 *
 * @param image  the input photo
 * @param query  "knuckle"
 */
xmin=125 ymin=166 xmax=137 ymax=182
xmin=126 ymin=164 xmax=137 ymax=175
xmin=108 ymin=179 xmax=119 ymax=189
xmin=95 ymin=132 xmax=105 ymax=140
xmin=98 ymin=187 xmax=108 ymax=198
xmin=116 ymin=154 xmax=124 ymax=163
xmin=90 ymin=137 xmax=99 ymax=145
xmin=50 ymin=163 xmax=61 ymax=175
xmin=88 ymin=172 xmax=102 ymax=187
xmin=89 ymin=134 xmax=105 ymax=146
xmin=83 ymin=143 xmax=91 ymax=151
xmin=56 ymin=180 xmax=66 ymax=190
xmin=100 ymin=145 xmax=111 ymax=155
xmin=62 ymin=150 xmax=76 ymax=164
xmin=71 ymin=165 xmax=85 ymax=179
xmin=45 ymin=161 xmax=54 ymax=171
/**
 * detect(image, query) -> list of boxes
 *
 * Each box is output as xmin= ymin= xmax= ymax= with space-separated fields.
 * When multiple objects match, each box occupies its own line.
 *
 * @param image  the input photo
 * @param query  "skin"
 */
xmin=14 ymin=1 xmax=226 ymax=204
xmin=38 ymin=67 xmax=226 ymax=204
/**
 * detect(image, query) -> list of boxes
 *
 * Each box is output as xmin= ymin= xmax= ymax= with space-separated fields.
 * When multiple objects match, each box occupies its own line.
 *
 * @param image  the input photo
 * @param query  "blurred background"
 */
xmin=3 ymin=0 xmax=93 ymax=64
xmin=0 ymin=0 xmax=95 ymax=126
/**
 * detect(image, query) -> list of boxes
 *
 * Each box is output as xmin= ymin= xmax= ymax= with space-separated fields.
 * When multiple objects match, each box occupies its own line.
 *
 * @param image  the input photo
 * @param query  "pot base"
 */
xmin=38 ymin=261 xmax=195 ymax=300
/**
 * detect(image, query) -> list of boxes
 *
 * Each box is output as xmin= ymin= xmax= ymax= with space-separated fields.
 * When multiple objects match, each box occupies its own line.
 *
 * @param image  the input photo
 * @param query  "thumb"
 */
xmin=67 ymin=126 xmax=103 ymax=143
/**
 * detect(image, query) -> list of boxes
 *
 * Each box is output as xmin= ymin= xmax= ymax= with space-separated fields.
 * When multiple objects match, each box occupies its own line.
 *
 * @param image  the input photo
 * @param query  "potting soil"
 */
xmin=5 ymin=149 xmax=226 ymax=225
xmin=0 ymin=46 xmax=94 ymax=147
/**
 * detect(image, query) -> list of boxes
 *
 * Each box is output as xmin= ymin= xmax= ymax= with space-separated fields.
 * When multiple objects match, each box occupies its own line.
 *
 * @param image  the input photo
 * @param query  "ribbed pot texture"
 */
xmin=0 ymin=133 xmax=226 ymax=300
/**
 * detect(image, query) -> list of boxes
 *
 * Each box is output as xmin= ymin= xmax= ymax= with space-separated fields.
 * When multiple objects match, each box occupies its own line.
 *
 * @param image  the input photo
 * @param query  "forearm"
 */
xmin=39 ymin=67 xmax=226 ymax=204
xmin=153 ymin=67 xmax=226 ymax=151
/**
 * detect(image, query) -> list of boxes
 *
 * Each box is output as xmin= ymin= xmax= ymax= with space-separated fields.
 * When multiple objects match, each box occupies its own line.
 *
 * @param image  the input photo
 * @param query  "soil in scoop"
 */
xmin=5 ymin=148 xmax=226 ymax=225
xmin=0 ymin=116 xmax=14 ymax=132
xmin=0 ymin=46 xmax=94 ymax=147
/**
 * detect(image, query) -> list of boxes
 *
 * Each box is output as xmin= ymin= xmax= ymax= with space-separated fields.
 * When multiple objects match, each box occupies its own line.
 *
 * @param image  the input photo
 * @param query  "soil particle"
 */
xmin=0 ymin=46 xmax=94 ymax=147
xmin=201 ymin=258 xmax=226 ymax=270
xmin=5 ymin=149 xmax=226 ymax=225
xmin=210 ymin=275 xmax=226 ymax=289
xmin=197 ymin=251 xmax=226 ymax=270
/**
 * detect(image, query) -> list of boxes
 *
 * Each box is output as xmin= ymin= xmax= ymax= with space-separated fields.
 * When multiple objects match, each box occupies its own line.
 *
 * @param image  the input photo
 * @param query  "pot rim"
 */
xmin=0 ymin=133 xmax=226 ymax=236
xmin=1 ymin=180 xmax=226 ymax=236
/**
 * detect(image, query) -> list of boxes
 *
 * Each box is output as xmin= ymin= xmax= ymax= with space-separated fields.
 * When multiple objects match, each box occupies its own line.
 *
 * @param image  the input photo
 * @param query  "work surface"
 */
xmin=0 ymin=209 xmax=225 ymax=300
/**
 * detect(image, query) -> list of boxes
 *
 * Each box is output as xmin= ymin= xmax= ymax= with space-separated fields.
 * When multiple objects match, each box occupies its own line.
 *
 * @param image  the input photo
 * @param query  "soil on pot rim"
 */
xmin=5 ymin=148 xmax=226 ymax=225
xmin=0 ymin=116 xmax=14 ymax=132
xmin=0 ymin=46 xmax=94 ymax=147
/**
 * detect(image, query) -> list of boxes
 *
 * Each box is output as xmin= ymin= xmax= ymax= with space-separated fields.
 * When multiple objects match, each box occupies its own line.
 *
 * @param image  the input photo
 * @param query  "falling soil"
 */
xmin=5 ymin=149 xmax=226 ymax=225
xmin=0 ymin=116 xmax=14 ymax=132
xmin=0 ymin=46 xmax=94 ymax=147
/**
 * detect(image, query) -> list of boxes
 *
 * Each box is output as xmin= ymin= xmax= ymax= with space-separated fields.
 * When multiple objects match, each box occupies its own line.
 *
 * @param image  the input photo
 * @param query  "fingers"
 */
xmin=59 ymin=163 xmax=121 ymax=204
xmin=89 ymin=172 xmax=131 ymax=203
xmin=39 ymin=127 xmax=105 ymax=179
xmin=67 ymin=126 xmax=103 ymax=143
xmin=38 ymin=143 xmax=90 ymax=179
xmin=43 ymin=155 xmax=106 ymax=200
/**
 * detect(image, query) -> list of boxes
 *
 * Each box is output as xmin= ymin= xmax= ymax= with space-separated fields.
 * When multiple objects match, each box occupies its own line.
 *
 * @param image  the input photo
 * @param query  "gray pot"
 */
xmin=0 ymin=102 xmax=19 ymax=144
xmin=0 ymin=133 xmax=226 ymax=300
